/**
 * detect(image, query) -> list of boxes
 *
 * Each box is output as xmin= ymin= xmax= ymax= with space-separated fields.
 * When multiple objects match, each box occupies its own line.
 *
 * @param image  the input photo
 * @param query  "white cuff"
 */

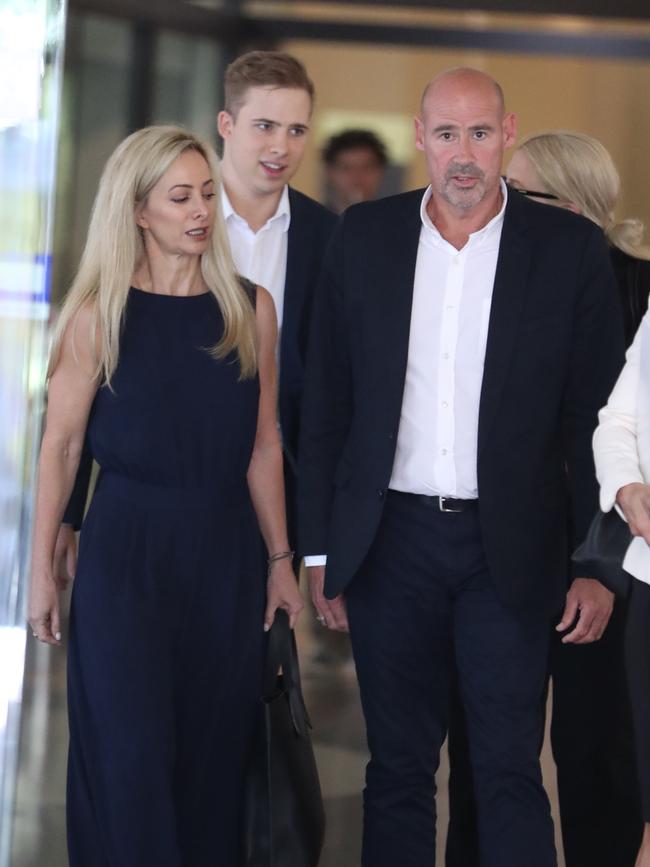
xmin=304 ymin=555 xmax=327 ymax=567
xmin=599 ymin=470 xmax=645 ymax=513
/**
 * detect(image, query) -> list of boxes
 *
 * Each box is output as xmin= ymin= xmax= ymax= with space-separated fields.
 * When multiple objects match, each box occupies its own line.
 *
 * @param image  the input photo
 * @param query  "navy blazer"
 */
xmin=279 ymin=188 xmax=337 ymax=473
xmin=64 ymin=188 xmax=336 ymax=527
xmin=297 ymin=188 xmax=625 ymax=616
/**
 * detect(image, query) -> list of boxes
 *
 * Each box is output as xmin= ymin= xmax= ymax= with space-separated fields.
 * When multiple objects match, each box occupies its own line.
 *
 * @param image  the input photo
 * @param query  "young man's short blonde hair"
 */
xmin=224 ymin=50 xmax=315 ymax=118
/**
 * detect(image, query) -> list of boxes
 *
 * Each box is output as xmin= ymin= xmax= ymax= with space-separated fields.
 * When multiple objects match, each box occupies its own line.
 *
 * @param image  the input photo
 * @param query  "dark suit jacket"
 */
xmin=64 ymin=187 xmax=336 ymax=528
xmin=279 ymin=188 xmax=337 ymax=475
xmin=610 ymin=246 xmax=650 ymax=347
xmin=297 ymin=188 xmax=625 ymax=617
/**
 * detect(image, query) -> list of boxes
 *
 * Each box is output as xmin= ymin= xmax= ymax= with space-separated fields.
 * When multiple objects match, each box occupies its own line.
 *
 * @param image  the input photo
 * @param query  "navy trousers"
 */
xmin=446 ymin=591 xmax=643 ymax=867
xmin=66 ymin=475 xmax=265 ymax=866
xmin=626 ymin=577 xmax=650 ymax=821
xmin=550 ymin=599 xmax=642 ymax=866
xmin=345 ymin=491 xmax=557 ymax=867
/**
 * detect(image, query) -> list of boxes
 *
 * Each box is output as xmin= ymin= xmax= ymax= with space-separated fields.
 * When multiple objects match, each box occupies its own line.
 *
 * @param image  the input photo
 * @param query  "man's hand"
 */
xmin=308 ymin=565 xmax=349 ymax=632
xmin=616 ymin=482 xmax=650 ymax=545
xmin=556 ymin=577 xmax=614 ymax=644
xmin=53 ymin=524 xmax=77 ymax=590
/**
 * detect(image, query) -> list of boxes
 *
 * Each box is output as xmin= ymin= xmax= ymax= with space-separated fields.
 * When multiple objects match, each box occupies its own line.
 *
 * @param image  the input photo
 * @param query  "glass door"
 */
xmin=0 ymin=0 xmax=67 ymax=862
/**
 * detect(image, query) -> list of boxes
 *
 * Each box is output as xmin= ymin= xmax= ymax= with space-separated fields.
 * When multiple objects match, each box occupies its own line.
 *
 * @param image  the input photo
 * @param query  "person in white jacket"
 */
xmin=505 ymin=130 xmax=650 ymax=867
xmin=594 ymin=307 xmax=650 ymax=867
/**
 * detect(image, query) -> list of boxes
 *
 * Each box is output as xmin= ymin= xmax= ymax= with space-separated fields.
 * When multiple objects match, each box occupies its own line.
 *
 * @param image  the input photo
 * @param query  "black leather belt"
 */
xmin=388 ymin=490 xmax=478 ymax=513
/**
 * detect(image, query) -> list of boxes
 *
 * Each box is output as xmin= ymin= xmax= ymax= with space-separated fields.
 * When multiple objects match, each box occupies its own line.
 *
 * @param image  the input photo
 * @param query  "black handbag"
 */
xmin=571 ymin=508 xmax=633 ymax=598
xmin=242 ymin=609 xmax=325 ymax=867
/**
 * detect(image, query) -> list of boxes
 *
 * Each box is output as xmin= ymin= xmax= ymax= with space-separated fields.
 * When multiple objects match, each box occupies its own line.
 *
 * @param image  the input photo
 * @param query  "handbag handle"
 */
xmin=262 ymin=610 xmax=311 ymax=736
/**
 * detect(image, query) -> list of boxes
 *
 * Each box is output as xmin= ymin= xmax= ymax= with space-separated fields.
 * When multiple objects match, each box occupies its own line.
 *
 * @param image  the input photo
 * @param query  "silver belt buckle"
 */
xmin=439 ymin=496 xmax=462 ymax=513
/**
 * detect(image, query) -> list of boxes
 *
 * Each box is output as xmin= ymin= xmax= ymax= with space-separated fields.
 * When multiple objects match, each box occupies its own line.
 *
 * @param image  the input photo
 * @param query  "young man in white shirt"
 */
xmin=216 ymin=51 xmax=336 ymax=550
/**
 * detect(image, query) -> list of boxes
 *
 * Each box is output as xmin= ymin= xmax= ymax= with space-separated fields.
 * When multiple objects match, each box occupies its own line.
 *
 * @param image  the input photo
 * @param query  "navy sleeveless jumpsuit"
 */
xmin=66 ymin=287 xmax=265 ymax=866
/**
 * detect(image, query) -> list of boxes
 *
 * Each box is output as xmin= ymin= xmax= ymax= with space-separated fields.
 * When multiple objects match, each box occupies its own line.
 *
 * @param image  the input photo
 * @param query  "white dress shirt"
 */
xmin=304 ymin=182 xmax=507 ymax=567
xmin=389 ymin=182 xmax=507 ymax=497
xmin=221 ymin=185 xmax=290 ymax=333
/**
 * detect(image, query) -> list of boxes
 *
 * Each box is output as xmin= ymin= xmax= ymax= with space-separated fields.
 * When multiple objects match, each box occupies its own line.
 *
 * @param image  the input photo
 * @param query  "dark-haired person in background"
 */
xmin=322 ymin=128 xmax=388 ymax=214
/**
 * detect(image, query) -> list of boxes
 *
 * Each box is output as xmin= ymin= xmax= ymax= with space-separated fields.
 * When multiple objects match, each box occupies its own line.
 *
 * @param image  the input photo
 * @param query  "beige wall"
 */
xmin=285 ymin=39 xmax=650 ymax=231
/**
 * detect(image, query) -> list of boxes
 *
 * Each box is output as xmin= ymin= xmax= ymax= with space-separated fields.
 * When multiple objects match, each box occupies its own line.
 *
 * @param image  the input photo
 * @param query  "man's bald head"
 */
xmin=421 ymin=68 xmax=505 ymax=117
xmin=414 ymin=66 xmax=516 ymax=217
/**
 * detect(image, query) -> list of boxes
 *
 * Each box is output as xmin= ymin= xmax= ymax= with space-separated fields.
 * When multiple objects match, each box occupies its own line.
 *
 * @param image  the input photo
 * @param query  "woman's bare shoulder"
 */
xmin=57 ymin=298 xmax=100 ymax=373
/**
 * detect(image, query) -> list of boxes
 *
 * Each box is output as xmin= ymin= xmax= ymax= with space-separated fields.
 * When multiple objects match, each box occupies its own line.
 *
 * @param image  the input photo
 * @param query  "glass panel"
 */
xmin=0 ymin=0 xmax=67 ymax=863
xmin=153 ymin=31 xmax=222 ymax=145
xmin=51 ymin=12 xmax=131 ymax=305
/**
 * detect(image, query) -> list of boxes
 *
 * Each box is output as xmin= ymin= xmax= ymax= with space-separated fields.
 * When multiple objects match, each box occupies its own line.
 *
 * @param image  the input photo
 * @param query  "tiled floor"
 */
xmin=10 ymin=604 xmax=566 ymax=866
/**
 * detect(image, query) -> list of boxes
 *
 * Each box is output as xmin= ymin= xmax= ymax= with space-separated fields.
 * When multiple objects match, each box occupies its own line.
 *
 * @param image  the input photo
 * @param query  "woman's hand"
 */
xmin=264 ymin=560 xmax=304 ymax=631
xmin=616 ymin=482 xmax=650 ymax=546
xmin=53 ymin=524 xmax=77 ymax=590
xmin=28 ymin=571 xmax=62 ymax=646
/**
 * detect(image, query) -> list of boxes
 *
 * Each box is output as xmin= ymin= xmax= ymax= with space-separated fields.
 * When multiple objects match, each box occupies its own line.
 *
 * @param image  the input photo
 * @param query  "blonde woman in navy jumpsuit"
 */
xmin=28 ymin=126 xmax=304 ymax=866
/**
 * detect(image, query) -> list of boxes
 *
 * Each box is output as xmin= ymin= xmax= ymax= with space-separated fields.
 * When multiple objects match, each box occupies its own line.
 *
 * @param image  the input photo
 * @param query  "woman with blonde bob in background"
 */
xmin=28 ymin=125 xmax=303 ymax=866
xmin=507 ymin=131 xmax=650 ymax=867
xmin=507 ymin=131 xmax=650 ymax=344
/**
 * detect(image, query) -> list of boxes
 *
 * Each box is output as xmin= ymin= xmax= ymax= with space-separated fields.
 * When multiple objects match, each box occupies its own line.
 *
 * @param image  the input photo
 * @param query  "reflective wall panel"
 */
xmin=0 ymin=0 xmax=66 ymax=862
xmin=152 ymin=30 xmax=222 ymax=142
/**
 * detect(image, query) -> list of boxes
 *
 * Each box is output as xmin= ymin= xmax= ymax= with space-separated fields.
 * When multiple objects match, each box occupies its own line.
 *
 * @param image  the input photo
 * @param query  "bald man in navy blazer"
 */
xmin=299 ymin=68 xmax=624 ymax=867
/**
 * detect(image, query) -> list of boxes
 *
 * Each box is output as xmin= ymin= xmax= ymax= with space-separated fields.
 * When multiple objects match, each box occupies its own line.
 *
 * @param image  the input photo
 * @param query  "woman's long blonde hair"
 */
xmin=515 ymin=131 xmax=650 ymax=261
xmin=49 ymin=125 xmax=257 ymax=386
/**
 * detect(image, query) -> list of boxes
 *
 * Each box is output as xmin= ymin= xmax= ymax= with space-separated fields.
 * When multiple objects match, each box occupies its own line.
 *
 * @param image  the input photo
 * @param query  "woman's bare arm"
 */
xmin=246 ymin=287 xmax=304 ymax=630
xmin=29 ymin=304 xmax=99 ymax=644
